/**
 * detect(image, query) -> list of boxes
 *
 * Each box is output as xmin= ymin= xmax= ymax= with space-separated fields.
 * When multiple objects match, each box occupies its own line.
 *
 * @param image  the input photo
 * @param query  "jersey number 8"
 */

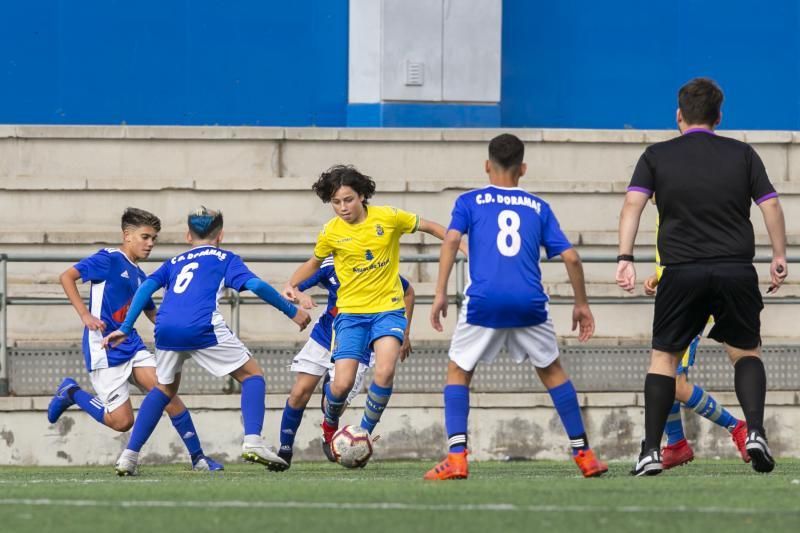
xmin=496 ymin=210 xmax=521 ymax=257
xmin=174 ymin=262 xmax=199 ymax=294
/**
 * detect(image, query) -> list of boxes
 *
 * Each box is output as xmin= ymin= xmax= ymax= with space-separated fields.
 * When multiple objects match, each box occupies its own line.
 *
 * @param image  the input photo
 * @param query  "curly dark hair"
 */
xmin=121 ymin=207 xmax=161 ymax=232
xmin=312 ymin=165 xmax=376 ymax=206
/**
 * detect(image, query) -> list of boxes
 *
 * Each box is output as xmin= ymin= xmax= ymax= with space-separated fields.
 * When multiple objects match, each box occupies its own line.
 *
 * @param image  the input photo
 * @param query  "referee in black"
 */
xmin=616 ymin=77 xmax=788 ymax=475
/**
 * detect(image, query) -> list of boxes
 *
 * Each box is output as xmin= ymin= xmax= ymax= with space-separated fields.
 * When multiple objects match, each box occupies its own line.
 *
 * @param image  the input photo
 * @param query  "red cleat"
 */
xmin=730 ymin=420 xmax=751 ymax=463
xmin=423 ymin=451 xmax=469 ymax=480
xmin=321 ymin=420 xmax=338 ymax=462
xmin=661 ymin=438 xmax=694 ymax=469
xmin=574 ymin=449 xmax=608 ymax=478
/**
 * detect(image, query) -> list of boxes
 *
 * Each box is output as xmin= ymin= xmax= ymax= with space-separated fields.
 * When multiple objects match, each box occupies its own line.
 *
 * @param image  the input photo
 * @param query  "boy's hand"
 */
xmin=294 ymin=291 xmax=317 ymax=309
xmin=643 ymin=274 xmax=659 ymax=296
xmin=103 ymin=329 xmax=128 ymax=348
xmin=615 ymin=260 xmax=636 ymax=293
xmin=430 ymin=292 xmax=448 ymax=332
xmin=282 ymin=283 xmax=298 ymax=302
xmin=81 ymin=312 xmax=106 ymax=332
xmin=572 ymin=303 xmax=595 ymax=342
xmin=400 ymin=336 xmax=413 ymax=361
xmin=292 ymin=308 xmax=311 ymax=331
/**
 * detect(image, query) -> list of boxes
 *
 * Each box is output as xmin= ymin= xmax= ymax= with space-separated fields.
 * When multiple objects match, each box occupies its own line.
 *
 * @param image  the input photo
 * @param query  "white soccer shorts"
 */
xmin=449 ymin=305 xmax=560 ymax=372
xmin=89 ymin=349 xmax=156 ymax=413
xmin=156 ymin=335 xmax=252 ymax=384
xmin=290 ymin=337 xmax=371 ymax=403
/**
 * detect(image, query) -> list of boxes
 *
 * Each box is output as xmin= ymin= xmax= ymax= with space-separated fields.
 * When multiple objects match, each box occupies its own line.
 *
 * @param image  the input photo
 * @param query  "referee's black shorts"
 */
xmin=652 ymin=262 xmax=763 ymax=353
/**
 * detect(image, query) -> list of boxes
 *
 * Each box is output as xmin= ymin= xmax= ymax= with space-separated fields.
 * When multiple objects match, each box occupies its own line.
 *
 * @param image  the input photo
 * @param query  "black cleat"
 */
xmin=745 ymin=430 xmax=775 ymax=473
xmin=630 ymin=441 xmax=663 ymax=477
xmin=267 ymin=446 xmax=293 ymax=472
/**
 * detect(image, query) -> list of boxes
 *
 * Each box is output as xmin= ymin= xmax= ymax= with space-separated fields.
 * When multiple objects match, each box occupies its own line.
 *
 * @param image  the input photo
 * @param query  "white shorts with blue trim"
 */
xmin=156 ymin=334 xmax=251 ymax=385
xmin=449 ymin=305 xmax=560 ymax=372
xmin=89 ymin=349 xmax=155 ymax=413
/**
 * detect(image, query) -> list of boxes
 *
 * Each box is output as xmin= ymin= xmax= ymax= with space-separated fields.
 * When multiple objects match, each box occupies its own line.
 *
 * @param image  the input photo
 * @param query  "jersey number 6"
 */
xmin=497 ymin=210 xmax=521 ymax=257
xmin=174 ymin=262 xmax=200 ymax=294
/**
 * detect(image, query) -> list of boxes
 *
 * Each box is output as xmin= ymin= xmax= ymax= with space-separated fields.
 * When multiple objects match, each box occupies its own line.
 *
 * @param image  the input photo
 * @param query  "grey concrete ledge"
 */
xmin=4 ymin=391 xmax=798 ymax=412
xmin=1 ymin=125 xmax=798 ymax=143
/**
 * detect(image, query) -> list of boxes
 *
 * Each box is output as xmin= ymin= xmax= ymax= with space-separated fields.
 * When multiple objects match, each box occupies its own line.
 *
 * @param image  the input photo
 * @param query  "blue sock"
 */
xmin=127 ymin=388 xmax=171 ymax=452
xmin=664 ymin=401 xmax=685 ymax=445
xmin=241 ymin=375 xmax=266 ymax=437
xmin=323 ymin=381 xmax=347 ymax=426
xmin=684 ymin=384 xmax=738 ymax=431
xmin=71 ymin=388 xmax=106 ymax=425
xmin=280 ymin=401 xmax=305 ymax=451
xmin=548 ymin=380 xmax=588 ymax=455
xmin=360 ymin=382 xmax=392 ymax=433
xmin=444 ymin=384 xmax=469 ymax=453
xmin=170 ymin=409 xmax=203 ymax=459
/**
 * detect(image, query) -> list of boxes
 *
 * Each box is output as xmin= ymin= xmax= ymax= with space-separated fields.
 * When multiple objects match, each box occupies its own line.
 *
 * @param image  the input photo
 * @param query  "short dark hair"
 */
xmin=488 ymin=133 xmax=525 ymax=170
xmin=187 ymin=206 xmax=223 ymax=239
xmin=312 ymin=165 xmax=376 ymax=206
xmin=121 ymin=208 xmax=161 ymax=233
xmin=678 ymin=78 xmax=723 ymax=125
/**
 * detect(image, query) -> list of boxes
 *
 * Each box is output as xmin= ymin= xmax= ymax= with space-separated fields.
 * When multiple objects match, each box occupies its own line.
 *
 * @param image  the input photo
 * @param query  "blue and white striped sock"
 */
xmin=360 ymin=383 xmax=392 ymax=433
xmin=664 ymin=401 xmax=685 ymax=445
xmin=71 ymin=389 xmax=106 ymax=424
xmin=685 ymin=385 xmax=738 ymax=431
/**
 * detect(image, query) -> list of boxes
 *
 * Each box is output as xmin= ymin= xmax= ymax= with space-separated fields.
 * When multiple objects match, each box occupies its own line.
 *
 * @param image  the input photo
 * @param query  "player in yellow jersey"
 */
xmin=284 ymin=165 xmax=463 ymax=463
xmin=643 ymin=209 xmax=749 ymax=468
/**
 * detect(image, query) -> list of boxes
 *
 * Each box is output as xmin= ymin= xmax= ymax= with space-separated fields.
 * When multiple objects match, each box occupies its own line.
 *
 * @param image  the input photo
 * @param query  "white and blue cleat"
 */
xmin=47 ymin=377 xmax=79 ymax=424
xmin=192 ymin=454 xmax=225 ymax=472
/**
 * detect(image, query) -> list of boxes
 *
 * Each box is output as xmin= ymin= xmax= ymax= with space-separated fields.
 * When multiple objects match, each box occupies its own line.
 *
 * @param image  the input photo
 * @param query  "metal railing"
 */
xmin=0 ymin=252 xmax=797 ymax=395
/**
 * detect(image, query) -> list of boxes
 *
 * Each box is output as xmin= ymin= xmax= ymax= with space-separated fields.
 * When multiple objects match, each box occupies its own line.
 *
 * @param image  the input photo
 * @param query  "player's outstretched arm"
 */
xmin=283 ymin=257 xmax=323 ymax=305
xmin=401 ymin=281 xmax=416 ymax=361
xmin=758 ymin=197 xmax=788 ymax=292
xmin=59 ymin=267 xmax=106 ymax=332
xmin=561 ymin=248 xmax=595 ymax=342
xmin=418 ymin=219 xmax=468 ymax=256
xmin=431 ymin=229 xmax=463 ymax=332
xmin=616 ymin=191 xmax=649 ymax=292
xmin=243 ymin=277 xmax=310 ymax=331
xmin=103 ymin=278 xmax=160 ymax=348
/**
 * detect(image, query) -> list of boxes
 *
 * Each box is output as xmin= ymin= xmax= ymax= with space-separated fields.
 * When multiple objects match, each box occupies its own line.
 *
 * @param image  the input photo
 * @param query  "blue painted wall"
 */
xmin=0 ymin=0 xmax=349 ymax=126
xmin=501 ymin=0 xmax=800 ymax=129
xmin=2 ymin=1 xmax=799 ymax=128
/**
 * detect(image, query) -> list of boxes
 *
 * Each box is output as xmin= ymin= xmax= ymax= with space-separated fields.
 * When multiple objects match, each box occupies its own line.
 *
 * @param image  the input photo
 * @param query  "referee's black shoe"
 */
xmin=630 ymin=441 xmax=663 ymax=476
xmin=745 ymin=430 xmax=776 ymax=473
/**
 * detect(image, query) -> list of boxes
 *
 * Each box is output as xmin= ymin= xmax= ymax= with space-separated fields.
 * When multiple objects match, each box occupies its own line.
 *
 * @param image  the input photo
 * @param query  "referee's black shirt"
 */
xmin=628 ymin=129 xmax=777 ymax=265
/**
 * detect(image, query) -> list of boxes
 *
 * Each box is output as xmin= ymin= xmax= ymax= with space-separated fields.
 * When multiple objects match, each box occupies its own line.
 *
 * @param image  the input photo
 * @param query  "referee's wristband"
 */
xmin=616 ymin=254 xmax=634 ymax=262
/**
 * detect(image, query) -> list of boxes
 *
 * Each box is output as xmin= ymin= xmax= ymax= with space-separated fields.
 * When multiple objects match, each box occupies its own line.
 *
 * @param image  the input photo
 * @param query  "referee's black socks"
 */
xmin=643 ymin=373 xmax=676 ymax=452
xmin=734 ymin=356 xmax=767 ymax=435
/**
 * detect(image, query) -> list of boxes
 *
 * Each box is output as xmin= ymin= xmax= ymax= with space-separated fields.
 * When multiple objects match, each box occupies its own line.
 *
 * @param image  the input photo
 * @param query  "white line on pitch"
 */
xmin=0 ymin=499 xmax=798 ymax=515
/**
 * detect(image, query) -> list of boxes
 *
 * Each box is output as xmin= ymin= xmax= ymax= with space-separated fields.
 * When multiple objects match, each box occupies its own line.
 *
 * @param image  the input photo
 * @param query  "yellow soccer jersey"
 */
xmin=313 ymin=205 xmax=419 ymax=314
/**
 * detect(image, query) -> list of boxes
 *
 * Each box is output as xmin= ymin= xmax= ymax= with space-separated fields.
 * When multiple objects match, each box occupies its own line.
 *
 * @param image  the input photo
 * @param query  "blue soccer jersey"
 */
xmin=448 ymin=185 xmax=572 ymax=328
xmin=147 ymin=245 xmax=257 ymax=351
xmin=74 ymin=248 xmax=154 ymax=371
xmin=300 ymin=256 xmax=410 ymax=351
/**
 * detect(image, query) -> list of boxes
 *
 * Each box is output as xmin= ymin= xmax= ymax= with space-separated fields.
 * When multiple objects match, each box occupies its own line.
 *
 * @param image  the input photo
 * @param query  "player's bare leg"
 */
xmin=424 ymin=361 xmax=473 ymax=481
xmin=536 ymin=358 xmax=608 ymax=478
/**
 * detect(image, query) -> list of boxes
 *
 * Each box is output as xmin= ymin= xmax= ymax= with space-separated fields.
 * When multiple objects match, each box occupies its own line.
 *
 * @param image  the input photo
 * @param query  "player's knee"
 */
xmin=288 ymin=387 xmax=313 ymax=408
xmin=372 ymin=363 xmax=396 ymax=387
xmin=107 ymin=414 xmax=134 ymax=432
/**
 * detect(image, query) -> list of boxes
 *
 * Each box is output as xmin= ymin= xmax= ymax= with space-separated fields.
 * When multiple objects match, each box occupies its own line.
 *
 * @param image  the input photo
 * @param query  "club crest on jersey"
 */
xmin=375 ymin=224 xmax=384 ymax=236
xmin=365 ymin=249 xmax=374 ymax=261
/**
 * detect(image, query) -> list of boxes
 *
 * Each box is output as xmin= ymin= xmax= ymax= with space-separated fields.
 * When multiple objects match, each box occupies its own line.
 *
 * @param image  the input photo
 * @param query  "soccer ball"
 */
xmin=331 ymin=425 xmax=373 ymax=468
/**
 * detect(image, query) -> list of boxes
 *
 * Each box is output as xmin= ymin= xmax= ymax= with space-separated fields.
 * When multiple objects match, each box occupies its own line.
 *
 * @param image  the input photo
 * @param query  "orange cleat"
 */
xmin=573 ymin=448 xmax=608 ymax=478
xmin=661 ymin=438 xmax=694 ymax=469
xmin=423 ymin=451 xmax=469 ymax=480
xmin=730 ymin=420 xmax=751 ymax=463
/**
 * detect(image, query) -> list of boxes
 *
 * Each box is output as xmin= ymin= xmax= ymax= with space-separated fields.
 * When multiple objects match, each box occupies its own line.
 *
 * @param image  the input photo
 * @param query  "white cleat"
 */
xmin=241 ymin=440 xmax=288 ymax=469
xmin=115 ymin=450 xmax=139 ymax=477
